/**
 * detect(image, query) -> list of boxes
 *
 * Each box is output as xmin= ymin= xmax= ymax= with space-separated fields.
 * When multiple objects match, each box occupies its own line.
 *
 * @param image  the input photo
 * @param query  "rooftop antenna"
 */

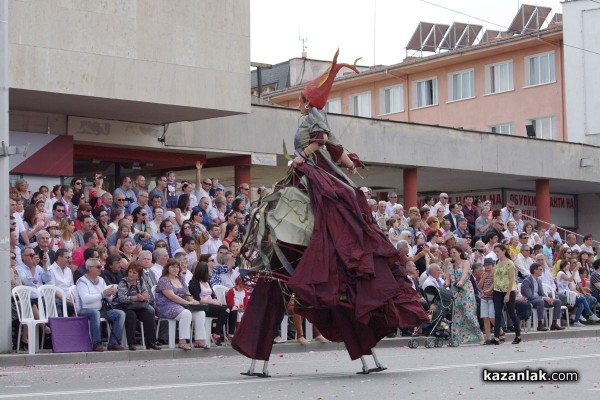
xmin=299 ymin=29 xmax=308 ymax=58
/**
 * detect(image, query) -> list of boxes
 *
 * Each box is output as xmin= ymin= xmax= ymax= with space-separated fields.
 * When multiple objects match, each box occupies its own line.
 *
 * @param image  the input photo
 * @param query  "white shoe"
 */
xmin=579 ymin=316 xmax=587 ymax=322
xmin=573 ymin=321 xmax=585 ymax=327
xmin=588 ymin=314 xmax=600 ymax=322
xmin=273 ymin=336 xmax=287 ymax=344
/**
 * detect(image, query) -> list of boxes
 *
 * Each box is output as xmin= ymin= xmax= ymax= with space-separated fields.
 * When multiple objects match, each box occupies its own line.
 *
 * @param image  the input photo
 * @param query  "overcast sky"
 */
xmin=251 ymin=0 xmax=564 ymax=66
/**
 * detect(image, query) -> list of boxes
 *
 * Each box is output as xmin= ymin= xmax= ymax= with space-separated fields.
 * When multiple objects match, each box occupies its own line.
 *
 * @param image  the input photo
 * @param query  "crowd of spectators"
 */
xmin=9 ymin=167 xmax=600 ymax=352
xmin=363 ymin=188 xmax=600 ymax=344
xmin=9 ymin=162 xmax=253 ymax=351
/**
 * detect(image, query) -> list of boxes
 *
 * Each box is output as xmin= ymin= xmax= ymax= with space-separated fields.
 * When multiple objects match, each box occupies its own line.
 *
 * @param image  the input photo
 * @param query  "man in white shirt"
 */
xmin=46 ymin=248 xmax=75 ymax=316
xmin=385 ymin=192 xmax=398 ymax=218
xmin=432 ymin=192 xmax=450 ymax=217
xmin=76 ymin=258 xmax=125 ymax=352
xmin=200 ymin=224 xmax=223 ymax=258
xmin=422 ymin=264 xmax=446 ymax=290
xmin=544 ymin=224 xmax=562 ymax=245
xmin=563 ymin=233 xmax=581 ymax=253
xmin=150 ymin=248 xmax=169 ymax=282
xmin=500 ymin=200 xmax=515 ymax=224
xmin=514 ymin=245 xmax=533 ymax=281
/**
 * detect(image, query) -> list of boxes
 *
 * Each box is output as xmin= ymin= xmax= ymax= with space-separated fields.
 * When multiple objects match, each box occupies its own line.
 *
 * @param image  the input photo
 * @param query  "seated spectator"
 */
xmin=421 ymin=263 xmax=446 ymax=290
xmin=76 ymin=258 xmax=126 ymax=352
xmin=72 ymin=231 xmax=99 ymax=268
xmin=119 ymin=237 xmax=141 ymax=263
xmin=521 ymin=263 xmax=565 ymax=331
xmin=46 ymin=248 xmax=75 ymax=316
xmin=590 ymin=260 xmax=600 ymax=303
xmin=131 ymin=206 xmax=154 ymax=252
xmin=112 ymin=261 xmax=161 ymax=350
xmin=151 ymin=248 xmax=169 ymax=283
xmin=149 ymin=206 xmax=164 ymax=238
xmin=174 ymin=251 xmax=193 ymax=286
xmin=153 ymin=219 xmax=181 ymax=257
xmin=154 ymin=258 xmax=208 ymax=350
xmin=200 ymin=224 xmax=223 ymax=258
xmin=514 ymin=245 xmax=533 ymax=281
xmin=73 ymin=247 xmax=100 ymax=283
xmin=189 ymin=261 xmax=237 ymax=345
xmin=556 ymin=260 xmax=599 ymax=326
xmin=101 ymin=254 xmax=127 ymax=286
xmin=94 ymin=208 xmax=110 ymax=243
xmin=226 ymin=276 xmax=249 ymax=324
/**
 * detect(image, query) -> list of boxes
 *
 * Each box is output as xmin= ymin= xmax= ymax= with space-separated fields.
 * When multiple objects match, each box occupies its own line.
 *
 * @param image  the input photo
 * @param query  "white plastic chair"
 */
xmin=37 ymin=285 xmax=67 ymax=319
xmin=151 ymin=285 xmax=193 ymax=349
xmin=542 ymin=283 xmax=570 ymax=328
xmin=12 ymin=286 xmax=48 ymax=355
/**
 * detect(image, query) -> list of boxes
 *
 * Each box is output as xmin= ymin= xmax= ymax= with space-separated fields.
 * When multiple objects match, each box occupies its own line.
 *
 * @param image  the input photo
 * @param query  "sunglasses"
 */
xmin=203 ymin=182 xmax=212 ymax=186
xmin=155 ymin=245 xmax=166 ymax=248
xmin=116 ymin=199 xmax=125 ymax=202
xmin=74 ymin=182 xmax=82 ymax=185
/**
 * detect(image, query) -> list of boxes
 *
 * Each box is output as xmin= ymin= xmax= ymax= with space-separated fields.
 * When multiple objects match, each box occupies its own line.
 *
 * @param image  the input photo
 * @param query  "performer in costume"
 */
xmin=232 ymin=50 xmax=429 ymax=370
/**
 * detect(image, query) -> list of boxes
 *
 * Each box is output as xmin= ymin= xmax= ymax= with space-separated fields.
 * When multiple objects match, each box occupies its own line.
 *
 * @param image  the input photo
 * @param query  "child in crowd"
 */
xmin=387 ymin=217 xmax=400 ymax=249
xmin=478 ymin=258 xmax=501 ymax=344
xmin=226 ymin=276 xmax=250 ymax=327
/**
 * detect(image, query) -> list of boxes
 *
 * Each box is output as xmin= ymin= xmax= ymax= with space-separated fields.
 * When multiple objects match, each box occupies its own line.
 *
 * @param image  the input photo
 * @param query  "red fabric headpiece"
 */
xmin=301 ymin=49 xmax=361 ymax=109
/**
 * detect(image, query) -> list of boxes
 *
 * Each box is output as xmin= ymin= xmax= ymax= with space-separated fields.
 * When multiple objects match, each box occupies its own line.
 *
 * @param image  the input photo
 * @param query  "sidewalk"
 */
xmin=2 ymin=324 xmax=599 ymax=368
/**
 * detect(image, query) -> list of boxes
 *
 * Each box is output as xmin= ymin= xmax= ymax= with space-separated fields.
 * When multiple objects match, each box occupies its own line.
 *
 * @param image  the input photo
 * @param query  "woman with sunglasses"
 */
xmin=88 ymin=172 xmax=107 ymax=209
xmin=131 ymin=207 xmax=153 ymax=252
xmin=94 ymin=208 xmax=110 ymax=242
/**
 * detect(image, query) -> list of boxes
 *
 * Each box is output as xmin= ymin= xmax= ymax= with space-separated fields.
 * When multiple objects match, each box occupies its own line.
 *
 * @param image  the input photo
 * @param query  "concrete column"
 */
xmin=234 ymin=164 xmax=251 ymax=193
xmin=403 ymin=168 xmax=418 ymax=209
xmin=536 ymin=179 xmax=551 ymax=229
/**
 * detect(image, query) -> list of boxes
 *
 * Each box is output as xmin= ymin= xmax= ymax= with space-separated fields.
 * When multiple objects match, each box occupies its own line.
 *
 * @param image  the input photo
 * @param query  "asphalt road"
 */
xmin=1 ymin=336 xmax=599 ymax=400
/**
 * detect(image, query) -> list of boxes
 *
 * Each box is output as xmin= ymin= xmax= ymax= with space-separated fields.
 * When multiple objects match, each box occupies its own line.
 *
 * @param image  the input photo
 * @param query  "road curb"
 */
xmin=2 ymin=326 xmax=599 ymax=367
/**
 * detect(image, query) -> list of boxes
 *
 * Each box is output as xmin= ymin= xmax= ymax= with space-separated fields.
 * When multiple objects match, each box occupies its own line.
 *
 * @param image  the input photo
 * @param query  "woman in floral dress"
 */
xmin=446 ymin=246 xmax=483 ymax=344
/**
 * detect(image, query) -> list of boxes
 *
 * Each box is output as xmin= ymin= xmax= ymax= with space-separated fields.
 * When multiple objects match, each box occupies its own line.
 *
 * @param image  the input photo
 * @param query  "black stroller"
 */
xmin=407 ymin=285 xmax=460 ymax=348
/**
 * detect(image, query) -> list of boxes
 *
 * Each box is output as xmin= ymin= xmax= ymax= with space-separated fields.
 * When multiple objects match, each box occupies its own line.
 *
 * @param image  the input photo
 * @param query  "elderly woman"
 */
xmin=113 ymin=261 xmax=161 ymax=350
xmin=154 ymin=258 xmax=208 ymax=350
xmin=118 ymin=237 xmax=140 ymax=263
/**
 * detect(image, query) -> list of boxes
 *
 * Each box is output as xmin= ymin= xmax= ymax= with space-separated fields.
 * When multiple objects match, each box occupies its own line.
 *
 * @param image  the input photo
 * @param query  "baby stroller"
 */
xmin=407 ymin=285 xmax=460 ymax=349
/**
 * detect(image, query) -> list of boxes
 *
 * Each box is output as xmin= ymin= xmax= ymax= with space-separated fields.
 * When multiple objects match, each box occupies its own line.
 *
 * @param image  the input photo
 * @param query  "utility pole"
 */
xmin=0 ymin=0 xmax=11 ymax=352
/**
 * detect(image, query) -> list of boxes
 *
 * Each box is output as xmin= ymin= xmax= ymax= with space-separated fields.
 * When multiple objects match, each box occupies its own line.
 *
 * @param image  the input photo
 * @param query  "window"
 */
xmin=485 ymin=60 xmax=513 ymax=94
xmin=413 ymin=77 xmax=438 ymax=108
xmin=489 ymin=123 xmax=514 ymax=135
xmin=525 ymin=51 xmax=555 ymax=86
xmin=326 ymin=98 xmax=341 ymax=114
xmin=379 ymin=84 xmax=404 ymax=115
xmin=448 ymin=69 xmax=475 ymax=101
xmin=529 ymin=116 xmax=557 ymax=140
xmin=349 ymin=92 xmax=372 ymax=117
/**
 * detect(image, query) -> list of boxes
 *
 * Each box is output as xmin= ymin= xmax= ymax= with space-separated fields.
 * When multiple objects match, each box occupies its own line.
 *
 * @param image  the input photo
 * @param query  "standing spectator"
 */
xmin=132 ymin=174 xmax=147 ymax=197
xmin=235 ymin=183 xmax=251 ymax=215
xmin=60 ymin=185 xmax=74 ymax=220
xmin=89 ymin=172 xmax=107 ymax=209
xmin=461 ymin=194 xmax=479 ymax=236
xmin=500 ymin=200 xmax=515 ymax=224
xmin=128 ymin=190 xmax=152 ymax=216
xmin=149 ymin=176 xmax=168 ymax=208
xmin=165 ymin=170 xmax=178 ymax=210
xmin=15 ymin=178 xmax=32 ymax=206
xmin=446 ymin=246 xmax=483 ymax=344
xmin=491 ymin=244 xmax=521 ymax=345
xmin=478 ymin=258 xmax=497 ymax=344
xmin=113 ymin=176 xmax=137 ymax=210
xmin=385 ymin=192 xmax=399 ymax=218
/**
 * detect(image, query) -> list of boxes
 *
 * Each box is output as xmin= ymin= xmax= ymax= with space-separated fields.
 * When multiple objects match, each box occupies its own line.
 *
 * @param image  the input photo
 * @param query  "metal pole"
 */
xmin=0 ymin=0 xmax=12 ymax=352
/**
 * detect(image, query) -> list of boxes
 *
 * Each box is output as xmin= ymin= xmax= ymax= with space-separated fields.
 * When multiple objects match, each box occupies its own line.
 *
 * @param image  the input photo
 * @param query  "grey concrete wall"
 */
xmin=166 ymin=105 xmax=600 ymax=184
xmin=8 ymin=0 xmax=250 ymax=113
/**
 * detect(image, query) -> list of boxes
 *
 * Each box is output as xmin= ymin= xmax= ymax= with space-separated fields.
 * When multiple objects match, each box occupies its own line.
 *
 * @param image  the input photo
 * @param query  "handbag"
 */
xmin=101 ymin=298 xmax=114 ymax=311
xmin=125 ymin=301 xmax=149 ymax=310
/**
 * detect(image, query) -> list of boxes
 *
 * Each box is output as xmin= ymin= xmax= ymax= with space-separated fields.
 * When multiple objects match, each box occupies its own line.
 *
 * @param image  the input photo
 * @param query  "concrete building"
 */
xmin=563 ymin=0 xmax=600 ymax=145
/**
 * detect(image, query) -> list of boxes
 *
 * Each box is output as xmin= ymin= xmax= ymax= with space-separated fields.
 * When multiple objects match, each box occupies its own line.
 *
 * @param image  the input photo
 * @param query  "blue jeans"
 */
xmin=573 ymin=296 xmax=593 ymax=322
xmin=79 ymin=308 xmax=126 ymax=345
